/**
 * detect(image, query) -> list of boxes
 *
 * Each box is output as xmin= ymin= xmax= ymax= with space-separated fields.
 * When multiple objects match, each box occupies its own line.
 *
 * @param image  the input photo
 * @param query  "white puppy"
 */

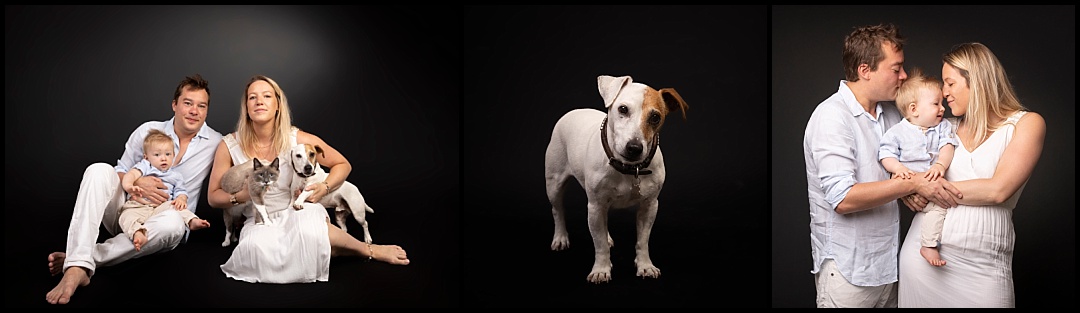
xmin=289 ymin=143 xmax=375 ymax=243
xmin=544 ymin=75 xmax=688 ymax=283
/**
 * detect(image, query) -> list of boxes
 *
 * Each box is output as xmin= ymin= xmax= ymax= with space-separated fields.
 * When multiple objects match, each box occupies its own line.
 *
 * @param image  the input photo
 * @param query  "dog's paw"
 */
xmin=292 ymin=202 xmax=304 ymax=210
xmin=587 ymin=269 xmax=612 ymax=284
xmin=551 ymin=235 xmax=569 ymax=251
xmin=587 ymin=260 xmax=613 ymax=283
xmin=636 ymin=266 xmax=661 ymax=279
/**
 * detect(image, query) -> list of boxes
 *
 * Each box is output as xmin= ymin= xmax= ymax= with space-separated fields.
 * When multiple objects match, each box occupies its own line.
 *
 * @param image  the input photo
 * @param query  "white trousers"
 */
xmin=815 ymin=259 xmax=897 ymax=308
xmin=63 ymin=163 xmax=187 ymax=277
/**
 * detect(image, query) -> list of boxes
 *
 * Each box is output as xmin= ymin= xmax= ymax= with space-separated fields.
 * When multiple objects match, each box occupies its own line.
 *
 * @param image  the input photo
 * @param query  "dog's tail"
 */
xmin=339 ymin=182 xmax=373 ymax=217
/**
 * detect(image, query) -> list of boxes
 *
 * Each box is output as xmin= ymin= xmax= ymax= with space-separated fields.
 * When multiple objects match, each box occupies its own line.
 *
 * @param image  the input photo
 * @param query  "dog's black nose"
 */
xmin=626 ymin=141 xmax=643 ymax=158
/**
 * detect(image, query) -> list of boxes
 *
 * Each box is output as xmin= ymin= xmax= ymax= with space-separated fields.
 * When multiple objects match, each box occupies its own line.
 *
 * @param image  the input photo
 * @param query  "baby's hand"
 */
xmin=897 ymin=170 xmax=915 ymax=179
xmin=925 ymin=168 xmax=944 ymax=181
xmin=173 ymin=198 xmax=187 ymax=211
xmin=128 ymin=186 xmax=144 ymax=198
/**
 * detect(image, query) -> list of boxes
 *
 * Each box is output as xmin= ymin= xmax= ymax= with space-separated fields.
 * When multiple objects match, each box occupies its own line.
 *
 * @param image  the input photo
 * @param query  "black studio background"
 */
xmin=5 ymin=5 xmax=460 ymax=307
xmin=465 ymin=5 xmax=769 ymax=308
xmin=771 ymin=5 xmax=1075 ymax=308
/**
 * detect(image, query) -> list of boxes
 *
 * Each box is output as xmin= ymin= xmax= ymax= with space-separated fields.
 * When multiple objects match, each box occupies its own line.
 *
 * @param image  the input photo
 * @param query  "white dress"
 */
xmin=898 ymin=111 xmax=1028 ymax=307
xmin=220 ymin=128 xmax=332 ymax=283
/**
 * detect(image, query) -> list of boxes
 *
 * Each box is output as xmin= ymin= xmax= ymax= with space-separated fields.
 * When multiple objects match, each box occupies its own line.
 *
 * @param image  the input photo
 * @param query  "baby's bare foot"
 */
xmin=189 ymin=218 xmax=210 ymax=230
xmin=133 ymin=230 xmax=147 ymax=252
xmin=920 ymin=246 xmax=946 ymax=267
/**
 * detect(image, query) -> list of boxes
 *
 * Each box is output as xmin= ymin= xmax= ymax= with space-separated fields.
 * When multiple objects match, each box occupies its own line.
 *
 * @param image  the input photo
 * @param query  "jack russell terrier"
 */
xmin=290 ymin=143 xmax=375 ymax=243
xmin=544 ymin=75 xmax=688 ymax=283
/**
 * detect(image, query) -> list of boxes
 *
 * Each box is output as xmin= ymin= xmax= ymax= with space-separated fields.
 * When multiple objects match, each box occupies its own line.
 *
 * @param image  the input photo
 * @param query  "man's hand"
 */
xmin=132 ymin=176 xmax=168 ymax=206
xmin=911 ymin=174 xmax=962 ymax=209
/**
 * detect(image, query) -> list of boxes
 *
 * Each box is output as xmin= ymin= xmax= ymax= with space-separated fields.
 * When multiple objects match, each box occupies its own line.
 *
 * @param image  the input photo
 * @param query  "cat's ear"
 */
xmin=253 ymin=159 xmax=263 ymax=170
xmin=270 ymin=157 xmax=280 ymax=168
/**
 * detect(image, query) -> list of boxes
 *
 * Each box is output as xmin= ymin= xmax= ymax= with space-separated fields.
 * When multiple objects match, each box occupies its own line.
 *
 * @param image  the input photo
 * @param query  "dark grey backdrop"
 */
xmin=771 ymin=5 xmax=1075 ymax=308
xmin=6 ymin=5 xmax=459 ymax=307
xmin=465 ymin=5 xmax=769 ymax=308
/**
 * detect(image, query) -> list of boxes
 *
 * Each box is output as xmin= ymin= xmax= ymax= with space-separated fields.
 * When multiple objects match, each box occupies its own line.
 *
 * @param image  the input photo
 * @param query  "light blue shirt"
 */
xmin=131 ymin=159 xmax=187 ymax=201
xmin=803 ymin=81 xmax=904 ymax=286
xmin=115 ymin=117 xmax=222 ymax=215
xmin=878 ymin=118 xmax=957 ymax=172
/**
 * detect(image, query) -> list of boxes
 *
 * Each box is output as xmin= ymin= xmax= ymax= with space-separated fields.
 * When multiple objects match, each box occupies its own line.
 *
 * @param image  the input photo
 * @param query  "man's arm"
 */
xmin=811 ymin=110 xmax=960 ymax=215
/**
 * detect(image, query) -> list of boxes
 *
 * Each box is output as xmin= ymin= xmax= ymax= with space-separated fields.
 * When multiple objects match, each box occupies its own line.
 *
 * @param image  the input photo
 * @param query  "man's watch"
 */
xmin=230 ymin=194 xmax=239 ymax=205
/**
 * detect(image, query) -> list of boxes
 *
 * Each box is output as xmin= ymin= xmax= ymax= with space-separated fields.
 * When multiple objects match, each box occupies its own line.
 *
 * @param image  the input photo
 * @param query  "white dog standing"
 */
xmin=289 ymin=143 xmax=375 ymax=243
xmin=545 ymin=75 xmax=688 ymax=283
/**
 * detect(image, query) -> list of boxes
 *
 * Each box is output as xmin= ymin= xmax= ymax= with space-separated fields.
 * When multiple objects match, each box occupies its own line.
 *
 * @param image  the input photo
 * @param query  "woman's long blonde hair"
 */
xmin=236 ymin=75 xmax=294 ymax=159
xmin=943 ymin=42 xmax=1026 ymax=148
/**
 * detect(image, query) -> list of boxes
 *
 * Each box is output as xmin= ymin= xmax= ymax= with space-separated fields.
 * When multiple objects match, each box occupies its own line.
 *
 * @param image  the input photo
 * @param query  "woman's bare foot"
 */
xmin=133 ymin=229 xmax=147 ymax=252
xmin=921 ymin=246 xmax=946 ymax=267
xmin=48 ymin=252 xmax=67 ymax=276
xmin=189 ymin=218 xmax=210 ymax=230
xmin=46 ymin=266 xmax=91 ymax=304
xmin=369 ymin=244 xmax=410 ymax=265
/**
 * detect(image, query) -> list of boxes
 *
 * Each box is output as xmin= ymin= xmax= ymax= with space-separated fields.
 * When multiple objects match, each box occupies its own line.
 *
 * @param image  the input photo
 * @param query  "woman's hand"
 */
xmin=298 ymin=182 xmax=330 ymax=203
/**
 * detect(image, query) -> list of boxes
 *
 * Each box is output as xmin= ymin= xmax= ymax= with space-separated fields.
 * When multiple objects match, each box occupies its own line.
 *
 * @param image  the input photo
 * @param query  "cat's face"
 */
xmin=251 ymin=157 xmax=280 ymax=191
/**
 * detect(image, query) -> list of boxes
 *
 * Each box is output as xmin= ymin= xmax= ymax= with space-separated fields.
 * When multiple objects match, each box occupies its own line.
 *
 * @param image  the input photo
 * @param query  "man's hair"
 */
xmin=894 ymin=67 xmax=942 ymax=118
xmin=143 ymin=129 xmax=174 ymax=152
xmin=173 ymin=74 xmax=210 ymax=103
xmin=843 ymin=23 xmax=905 ymax=82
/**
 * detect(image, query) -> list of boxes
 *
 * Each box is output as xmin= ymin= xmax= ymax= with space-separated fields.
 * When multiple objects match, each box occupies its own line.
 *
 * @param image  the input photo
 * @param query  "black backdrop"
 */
xmin=6 ymin=5 xmax=460 ymax=307
xmin=465 ymin=5 xmax=769 ymax=308
xmin=6 ymin=4 xmax=1072 ymax=309
xmin=771 ymin=5 xmax=1075 ymax=308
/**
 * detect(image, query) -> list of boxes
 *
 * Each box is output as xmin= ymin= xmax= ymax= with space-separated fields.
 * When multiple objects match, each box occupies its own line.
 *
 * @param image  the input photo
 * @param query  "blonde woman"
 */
xmin=208 ymin=75 xmax=409 ymax=283
xmin=898 ymin=43 xmax=1046 ymax=308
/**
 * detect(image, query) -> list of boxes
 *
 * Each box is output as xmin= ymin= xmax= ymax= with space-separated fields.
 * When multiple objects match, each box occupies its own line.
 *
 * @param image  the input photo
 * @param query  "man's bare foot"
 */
xmin=189 ymin=218 xmax=210 ymax=230
xmin=48 ymin=252 xmax=67 ymax=276
xmin=370 ymin=244 xmax=410 ymax=265
xmin=921 ymin=246 xmax=946 ymax=267
xmin=46 ymin=266 xmax=90 ymax=304
xmin=133 ymin=229 xmax=147 ymax=251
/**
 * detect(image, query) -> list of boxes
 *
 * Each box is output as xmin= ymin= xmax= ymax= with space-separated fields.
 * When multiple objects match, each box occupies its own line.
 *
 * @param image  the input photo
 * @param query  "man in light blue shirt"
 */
xmin=802 ymin=24 xmax=961 ymax=308
xmin=46 ymin=74 xmax=223 ymax=305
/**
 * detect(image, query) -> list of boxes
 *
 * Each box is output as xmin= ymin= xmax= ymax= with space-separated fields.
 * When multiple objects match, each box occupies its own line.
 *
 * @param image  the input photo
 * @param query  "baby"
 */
xmin=878 ymin=68 xmax=957 ymax=267
xmin=120 ymin=129 xmax=210 ymax=251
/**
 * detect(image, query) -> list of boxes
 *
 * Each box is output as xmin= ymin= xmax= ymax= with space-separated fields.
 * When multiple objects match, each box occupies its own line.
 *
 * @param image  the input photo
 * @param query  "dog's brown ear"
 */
xmin=314 ymin=145 xmax=325 ymax=158
xmin=598 ymin=75 xmax=632 ymax=109
xmin=660 ymin=88 xmax=688 ymax=120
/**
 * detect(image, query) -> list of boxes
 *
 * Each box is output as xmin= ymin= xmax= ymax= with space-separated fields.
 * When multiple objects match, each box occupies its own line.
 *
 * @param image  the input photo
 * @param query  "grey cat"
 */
xmin=220 ymin=157 xmax=280 ymax=247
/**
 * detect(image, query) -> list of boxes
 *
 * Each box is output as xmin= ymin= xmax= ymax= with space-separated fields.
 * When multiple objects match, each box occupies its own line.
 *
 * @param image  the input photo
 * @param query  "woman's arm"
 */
xmin=297 ymin=130 xmax=352 ymax=201
xmin=953 ymin=112 xmax=1045 ymax=205
xmin=208 ymin=140 xmax=245 ymax=209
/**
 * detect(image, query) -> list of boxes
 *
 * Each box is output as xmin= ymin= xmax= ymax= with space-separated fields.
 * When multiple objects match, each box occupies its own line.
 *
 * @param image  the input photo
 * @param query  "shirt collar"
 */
xmin=838 ymin=80 xmax=883 ymax=119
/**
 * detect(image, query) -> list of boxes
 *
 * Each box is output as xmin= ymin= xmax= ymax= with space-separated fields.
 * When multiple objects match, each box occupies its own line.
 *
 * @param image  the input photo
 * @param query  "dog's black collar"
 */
xmin=600 ymin=117 xmax=659 ymax=177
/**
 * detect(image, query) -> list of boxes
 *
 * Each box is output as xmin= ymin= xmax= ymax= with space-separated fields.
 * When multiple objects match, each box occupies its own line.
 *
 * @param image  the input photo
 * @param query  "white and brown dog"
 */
xmin=544 ymin=75 xmax=688 ymax=283
xmin=290 ymin=143 xmax=375 ymax=243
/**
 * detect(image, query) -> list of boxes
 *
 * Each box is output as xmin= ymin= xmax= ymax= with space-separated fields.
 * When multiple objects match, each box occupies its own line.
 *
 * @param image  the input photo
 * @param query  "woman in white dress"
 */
xmin=898 ymin=43 xmax=1045 ymax=307
xmin=207 ymin=75 xmax=409 ymax=283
